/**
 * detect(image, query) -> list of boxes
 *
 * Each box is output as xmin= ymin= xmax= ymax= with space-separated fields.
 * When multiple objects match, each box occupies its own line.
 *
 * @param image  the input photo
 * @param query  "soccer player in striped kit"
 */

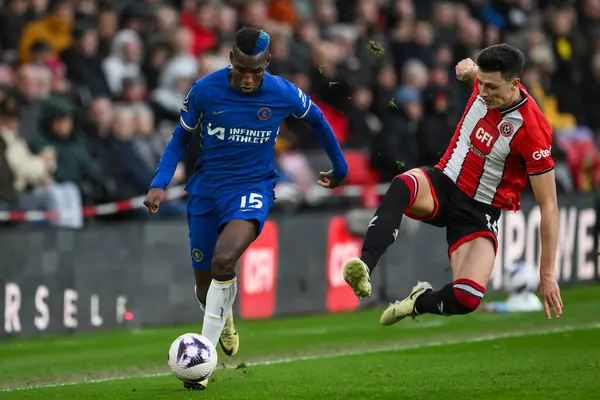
xmin=343 ymin=44 xmax=563 ymax=323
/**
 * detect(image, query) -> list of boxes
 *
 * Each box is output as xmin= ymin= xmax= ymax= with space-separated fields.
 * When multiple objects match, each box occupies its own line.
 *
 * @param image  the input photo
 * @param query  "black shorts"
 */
xmin=404 ymin=166 xmax=501 ymax=257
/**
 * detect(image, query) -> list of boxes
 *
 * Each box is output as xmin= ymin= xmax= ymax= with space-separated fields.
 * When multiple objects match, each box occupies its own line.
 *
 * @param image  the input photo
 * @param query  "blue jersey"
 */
xmin=150 ymin=67 xmax=347 ymax=197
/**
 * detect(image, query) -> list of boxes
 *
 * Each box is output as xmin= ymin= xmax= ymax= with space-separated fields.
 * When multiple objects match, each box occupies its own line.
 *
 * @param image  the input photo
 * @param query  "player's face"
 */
xmin=230 ymin=50 xmax=270 ymax=94
xmin=477 ymin=70 xmax=520 ymax=110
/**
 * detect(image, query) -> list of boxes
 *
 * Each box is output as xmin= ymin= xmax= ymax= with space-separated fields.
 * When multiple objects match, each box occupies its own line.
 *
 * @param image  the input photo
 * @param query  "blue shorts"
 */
xmin=187 ymin=186 xmax=274 ymax=270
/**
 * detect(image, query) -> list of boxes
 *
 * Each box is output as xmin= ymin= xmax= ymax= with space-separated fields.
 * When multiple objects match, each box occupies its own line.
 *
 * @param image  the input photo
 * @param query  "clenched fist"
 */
xmin=318 ymin=170 xmax=344 ymax=189
xmin=144 ymin=188 xmax=165 ymax=215
xmin=456 ymin=58 xmax=478 ymax=81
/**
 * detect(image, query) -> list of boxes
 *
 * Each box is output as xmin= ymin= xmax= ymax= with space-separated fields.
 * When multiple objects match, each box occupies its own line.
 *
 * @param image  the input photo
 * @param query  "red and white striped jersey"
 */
xmin=436 ymin=80 xmax=554 ymax=211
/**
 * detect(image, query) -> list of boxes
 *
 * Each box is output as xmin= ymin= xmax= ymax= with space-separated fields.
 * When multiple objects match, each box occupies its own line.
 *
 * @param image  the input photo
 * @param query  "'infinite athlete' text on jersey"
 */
xmin=180 ymin=67 xmax=311 ymax=196
xmin=436 ymin=80 xmax=554 ymax=211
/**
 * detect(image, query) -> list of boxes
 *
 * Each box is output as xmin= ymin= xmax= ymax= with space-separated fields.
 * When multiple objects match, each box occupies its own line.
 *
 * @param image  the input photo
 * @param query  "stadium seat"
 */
xmin=343 ymin=150 xmax=379 ymax=186
xmin=561 ymin=139 xmax=600 ymax=192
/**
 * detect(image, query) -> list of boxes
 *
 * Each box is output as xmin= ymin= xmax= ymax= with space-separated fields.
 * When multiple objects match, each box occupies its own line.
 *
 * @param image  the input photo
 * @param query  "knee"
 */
xmin=394 ymin=169 xmax=422 ymax=184
xmin=452 ymin=279 xmax=486 ymax=313
xmin=211 ymin=252 xmax=236 ymax=278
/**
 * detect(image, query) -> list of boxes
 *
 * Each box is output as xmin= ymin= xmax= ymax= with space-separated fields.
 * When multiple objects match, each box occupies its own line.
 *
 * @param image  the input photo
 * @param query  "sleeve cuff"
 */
xmin=528 ymin=167 xmax=554 ymax=176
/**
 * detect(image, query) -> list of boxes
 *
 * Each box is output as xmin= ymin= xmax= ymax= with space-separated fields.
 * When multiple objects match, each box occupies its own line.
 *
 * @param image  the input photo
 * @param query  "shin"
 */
xmin=360 ymin=171 xmax=424 ymax=273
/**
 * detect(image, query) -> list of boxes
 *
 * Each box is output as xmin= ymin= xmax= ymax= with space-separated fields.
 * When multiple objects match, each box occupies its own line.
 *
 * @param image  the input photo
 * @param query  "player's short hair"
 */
xmin=234 ymin=27 xmax=270 ymax=56
xmin=476 ymin=44 xmax=525 ymax=79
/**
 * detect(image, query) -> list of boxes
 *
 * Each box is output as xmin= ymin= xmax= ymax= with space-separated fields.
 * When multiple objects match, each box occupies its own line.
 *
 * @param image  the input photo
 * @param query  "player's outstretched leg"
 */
xmin=380 ymin=237 xmax=494 ymax=325
xmin=202 ymin=219 xmax=256 ymax=356
xmin=344 ymin=170 xmax=431 ymax=299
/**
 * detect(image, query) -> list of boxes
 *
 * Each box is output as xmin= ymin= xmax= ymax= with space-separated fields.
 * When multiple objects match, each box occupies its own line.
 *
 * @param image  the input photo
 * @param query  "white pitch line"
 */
xmin=2 ymin=322 xmax=599 ymax=393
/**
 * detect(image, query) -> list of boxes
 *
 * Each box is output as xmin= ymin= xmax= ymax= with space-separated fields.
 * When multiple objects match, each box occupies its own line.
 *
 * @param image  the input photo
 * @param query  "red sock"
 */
xmin=453 ymin=279 xmax=486 ymax=310
xmin=395 ymin=173 xmax=418 ymax=207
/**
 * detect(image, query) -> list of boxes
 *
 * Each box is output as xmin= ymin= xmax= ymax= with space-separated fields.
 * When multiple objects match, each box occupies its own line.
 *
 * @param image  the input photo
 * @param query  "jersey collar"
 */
xmin=500 ymin=90 xmax=528 ymax=116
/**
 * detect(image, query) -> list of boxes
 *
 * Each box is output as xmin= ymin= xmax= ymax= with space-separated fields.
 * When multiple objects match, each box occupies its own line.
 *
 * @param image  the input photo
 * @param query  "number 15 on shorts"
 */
xmin=240 ymin=193 xmax=264 ymax=210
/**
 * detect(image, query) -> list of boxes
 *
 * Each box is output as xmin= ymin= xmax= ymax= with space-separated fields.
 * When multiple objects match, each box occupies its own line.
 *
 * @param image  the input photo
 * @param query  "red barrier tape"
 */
xmin=0 ymin=183 xmax=391 ymax=222
xmin=0 ymin=186 xmax=188 ymax=222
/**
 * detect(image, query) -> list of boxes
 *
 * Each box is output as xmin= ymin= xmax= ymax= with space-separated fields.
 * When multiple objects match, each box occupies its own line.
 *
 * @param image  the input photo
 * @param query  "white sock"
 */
xmin=201 ymin=278 xmax=237 ymax=347
xmin=195 ymin=285 xmax=232 ymax=317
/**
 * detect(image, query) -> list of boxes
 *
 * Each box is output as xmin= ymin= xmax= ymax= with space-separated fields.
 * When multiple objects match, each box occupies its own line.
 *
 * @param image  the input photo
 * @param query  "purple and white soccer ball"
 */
xmin=503 ymin=261 xmax=540 ymax=294
xmin=168 ymin=333 xmax=218 ymax=383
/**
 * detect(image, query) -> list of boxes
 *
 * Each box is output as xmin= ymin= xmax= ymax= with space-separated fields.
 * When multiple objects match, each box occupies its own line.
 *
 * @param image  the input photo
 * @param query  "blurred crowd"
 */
xmin=0 ymin=0 xmax=599 ymax=228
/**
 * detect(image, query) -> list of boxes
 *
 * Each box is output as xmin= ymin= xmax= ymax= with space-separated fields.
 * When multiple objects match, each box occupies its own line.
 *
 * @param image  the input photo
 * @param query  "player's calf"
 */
xmin=414 ymin=278 xmax=485 ymax=315
xmin=194 ymin=270 xmax=212 ymax=305
xmin=359 ymin=172 xmax=421 ymax=273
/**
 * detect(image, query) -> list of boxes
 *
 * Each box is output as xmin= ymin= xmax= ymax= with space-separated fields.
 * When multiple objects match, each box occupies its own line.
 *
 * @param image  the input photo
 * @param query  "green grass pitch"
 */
xmin=1 ymin=284 xmax=599 ymax=399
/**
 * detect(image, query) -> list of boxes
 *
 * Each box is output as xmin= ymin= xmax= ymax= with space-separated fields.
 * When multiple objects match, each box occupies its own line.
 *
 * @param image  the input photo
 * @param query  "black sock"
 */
xmin=360 ymin=176 xmax=415 ymax=273
xmin=414 ymin=283 xmax=477 ymax=316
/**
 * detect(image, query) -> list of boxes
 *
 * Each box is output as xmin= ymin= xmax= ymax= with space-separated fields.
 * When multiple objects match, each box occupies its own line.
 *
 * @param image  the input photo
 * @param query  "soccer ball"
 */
xmin=168 ymin=333 xmax=218 ymax=383
xmin=503 ymin=261 xmax=540 ymax=294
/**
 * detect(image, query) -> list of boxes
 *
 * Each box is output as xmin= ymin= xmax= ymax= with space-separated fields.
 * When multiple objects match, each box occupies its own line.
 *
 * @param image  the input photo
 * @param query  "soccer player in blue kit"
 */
xmin=144 ymin=27 xmax=348 ymax=389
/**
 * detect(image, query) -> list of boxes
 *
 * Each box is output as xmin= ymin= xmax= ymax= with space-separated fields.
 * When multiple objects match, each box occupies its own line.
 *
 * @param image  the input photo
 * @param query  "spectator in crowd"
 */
xmin=132 ymin=107 xmax=167 ymax=171
xmin=82 ymin=96 xmax=117 ymax=201
xmin=96 ymin=5 xmax=118 ymax=59
xmin=0 ymin=110 xmax=18 ymax=211
xmin=0 ymin=92 xmax=83 ymax=228
xmin=105 ymin=106 xmax=154 ymax=200
xmin=416 ymin=84 xmax=454 ymax=167
xmin=107 ymin=105 xmax=186 ymax=216
xmin=370 ymin=86 xmax=422 ymax=181
xmin=31 ymin=96 xmax=106 ymax=205
xmin=147 ymin=4 xmax=179 ymax=47
xmin=150 ymin=56 xmax=197 ymax=124
xmin=346 ymin=84 xmax=382 ymax=150
xmin=116 ymin=76 xmax=148 ymax=114
xmin=102 ymin=29 xmax=144 ymax=96
xmin=216 ymin=4 xmax=238 ymax=43
xmin=181 ymin=0 xmax=218 ymax=56
xmin=15 ymin=64 xmax=48 ymax=144
xmin=19 ymin=0 xmax=73 ymax=64
xmin=74 ymin=0 xmax=97 ymax=27
xmin=0 ymin=0 xmax=34 ymax=62
xmin=61 ymin=24 xmax=110 ymax=97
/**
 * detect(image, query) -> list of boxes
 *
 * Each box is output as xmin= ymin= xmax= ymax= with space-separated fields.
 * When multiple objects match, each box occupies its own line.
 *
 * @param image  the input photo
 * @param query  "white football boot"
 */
xmin=380 ymin=281 xmax=433 ymax=326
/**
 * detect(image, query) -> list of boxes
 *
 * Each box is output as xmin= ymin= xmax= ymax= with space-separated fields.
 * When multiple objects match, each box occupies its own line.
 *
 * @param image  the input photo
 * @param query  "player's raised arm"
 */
xmin=288 ymin=83 xmax=348 ymax=189
xmin=144 ymin=83 xmax=203 ymax=214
